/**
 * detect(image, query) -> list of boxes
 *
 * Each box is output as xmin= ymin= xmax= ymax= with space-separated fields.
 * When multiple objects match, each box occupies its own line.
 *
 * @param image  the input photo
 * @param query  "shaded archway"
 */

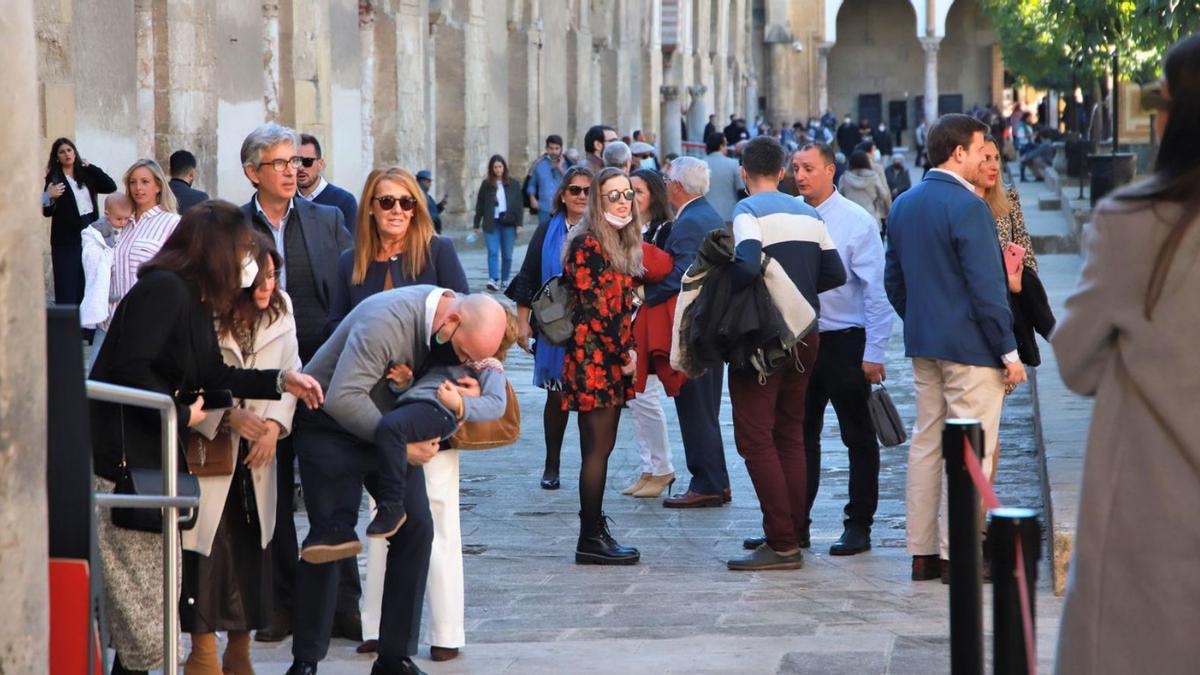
xmin=939 ymin=0 xmax=1000 ymax=111
xmin=827 ymin=0 xmax=923 ymax=134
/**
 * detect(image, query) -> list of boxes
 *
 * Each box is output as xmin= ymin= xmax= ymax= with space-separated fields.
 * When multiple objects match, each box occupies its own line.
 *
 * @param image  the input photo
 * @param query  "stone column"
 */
xmin=660 ymin=85 xmax=682 ymax=157
xmin=816 ymin=42 xmax=832 ymax=118
xmin=360 ymin=1 xmax=376 ymax=171
xmin=135 ymin=0 xmax=156 ymax=158
xmin=263 ymin=0 xmax=282 ymax=121
xmin=156 ymin=2 xmax=218 ymax=183
xmin=640 ymin=0 xmax=663 ymax=147
xmin=694 ymin=0 xmax=714 ymax=116
xmin=686 ymin=84 xmax=707 ymax=142
xmin=0 ymin=2 xmax=49 ymax=670
xmin=713 ymin=0 xmax=730 ymax=120
xmin=921 ymin=37 xmax=941 ymax=125
xmin=395 ymin=0 xmax=429 ymax=172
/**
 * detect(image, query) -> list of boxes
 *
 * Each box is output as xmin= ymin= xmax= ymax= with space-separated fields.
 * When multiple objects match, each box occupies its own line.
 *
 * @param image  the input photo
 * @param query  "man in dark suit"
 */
xmin=297 ymin=133 xmax=359 ymax=232
xmin=168 ymin=149 xmax=209 ymax=215
xmin=884 ymin=113 xmax=1027 ymax=582
xmin=657 ymin=156 xmax=732 ymax=509
xmin=237 ymin=123 xmax=359 ymax=644
xmin=416 ymin=169 xmax=447 ymax=233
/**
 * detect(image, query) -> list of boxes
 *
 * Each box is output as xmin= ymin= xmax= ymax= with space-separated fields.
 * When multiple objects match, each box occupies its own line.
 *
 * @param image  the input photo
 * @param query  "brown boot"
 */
xmin=184 ymin=632 xmax=221 ymax=675
xmin=632 ymin=472 xmax=676 ymax=498
xmin=222 ymin=631 xmax=255 ymax=675
xmin=621 ymin=472 xmax=651 ymax=495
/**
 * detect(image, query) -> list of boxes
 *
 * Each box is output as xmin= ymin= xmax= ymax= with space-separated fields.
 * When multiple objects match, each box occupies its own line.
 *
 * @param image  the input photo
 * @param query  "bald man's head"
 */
xmin=448 ymin=294 xmax=508 ymax=363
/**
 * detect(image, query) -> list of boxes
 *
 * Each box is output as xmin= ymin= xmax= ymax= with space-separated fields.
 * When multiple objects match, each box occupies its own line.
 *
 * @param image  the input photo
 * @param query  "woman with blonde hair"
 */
xmin=325 ymin=166 xmax=470 ymax=662
xmin=562 ymin=166 xmax=645 ymax=565
xmin=90 ymin=158 xmax=182 ymax=364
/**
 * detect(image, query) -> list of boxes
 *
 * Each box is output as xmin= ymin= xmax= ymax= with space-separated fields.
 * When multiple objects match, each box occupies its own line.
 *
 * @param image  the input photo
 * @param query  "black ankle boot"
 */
xmin=575 ymin=513 xmax=640 ymax=565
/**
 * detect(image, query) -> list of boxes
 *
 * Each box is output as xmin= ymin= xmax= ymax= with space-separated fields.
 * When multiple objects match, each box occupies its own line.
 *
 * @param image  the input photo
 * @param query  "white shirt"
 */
xmin=493 ymin=180 xmax=507 ymax=219
xmin=70 ymin=178 xmax=94 ymax=217
xmin=807 ymin=190 xmax=893 ymax=363
xmin=425 ymin=287 xmax=455 ymax=340
xmin=301 ymin=177 xmax=328 ymax=201
xmin=928 ymin=168 xmax=976 ymax=193
xmin=254 ymin=195 xmax=294 ymax=290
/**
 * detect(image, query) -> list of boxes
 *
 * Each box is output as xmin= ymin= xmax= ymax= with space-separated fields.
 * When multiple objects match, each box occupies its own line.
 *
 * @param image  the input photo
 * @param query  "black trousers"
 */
xmin=51 ymin=242 xmax=86 ymax=306
xmin=273 ymin=431 xmax=361 ymax=628
xmin=292 ymin=411 xmax=433 ymax=665
xmin=803 ymin=328 xmax=880 ymax=529
xmin=674 ymin=366 xmax=729 ymax=495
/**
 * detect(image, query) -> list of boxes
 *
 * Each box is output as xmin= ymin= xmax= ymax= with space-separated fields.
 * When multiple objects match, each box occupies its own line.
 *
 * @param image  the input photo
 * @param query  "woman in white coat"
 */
xmin=181 ymin=236 xmax=301 ymax=675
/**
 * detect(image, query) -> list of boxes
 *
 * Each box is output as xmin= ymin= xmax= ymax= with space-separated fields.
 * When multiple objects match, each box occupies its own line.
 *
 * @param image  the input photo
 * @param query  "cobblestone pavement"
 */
xmin=242 ymin=228 xmax=1063 ymax=674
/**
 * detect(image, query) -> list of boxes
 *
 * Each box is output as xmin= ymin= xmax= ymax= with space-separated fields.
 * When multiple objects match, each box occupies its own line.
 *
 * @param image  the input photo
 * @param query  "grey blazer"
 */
xmin=702 ymin=152 xmax=745 ymax=223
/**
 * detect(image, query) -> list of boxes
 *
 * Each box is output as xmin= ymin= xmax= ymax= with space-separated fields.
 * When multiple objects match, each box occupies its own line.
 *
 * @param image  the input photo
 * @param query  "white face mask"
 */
xmin=639 ymin=157 xmax=656 ymax=169
xmin=604 ymin=211 xmax=633 ymax=229
xmin=240 ymin=254 xmax=259 ymax=289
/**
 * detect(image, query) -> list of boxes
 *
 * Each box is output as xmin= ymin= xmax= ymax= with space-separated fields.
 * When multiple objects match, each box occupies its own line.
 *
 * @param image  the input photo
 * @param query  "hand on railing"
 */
xmin=283 ymin=370 xmax=324 ymax=409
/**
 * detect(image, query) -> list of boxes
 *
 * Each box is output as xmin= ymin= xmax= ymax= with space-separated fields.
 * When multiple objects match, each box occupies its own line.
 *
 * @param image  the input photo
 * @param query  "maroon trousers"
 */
xmin=728 ymin=335 xmax=820 ymax=552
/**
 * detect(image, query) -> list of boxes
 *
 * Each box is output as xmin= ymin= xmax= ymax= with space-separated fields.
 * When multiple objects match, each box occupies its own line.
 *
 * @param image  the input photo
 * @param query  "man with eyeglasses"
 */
xmin=297 ymin=133 xmax=359 ymax=231
xmin=238 ymin=123 xmax=356 ymax=646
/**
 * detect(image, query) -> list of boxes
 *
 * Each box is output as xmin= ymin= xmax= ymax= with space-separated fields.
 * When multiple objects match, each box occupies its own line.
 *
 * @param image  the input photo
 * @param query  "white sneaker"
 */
xmin=486 ymin=279 xmax=499 ymax=291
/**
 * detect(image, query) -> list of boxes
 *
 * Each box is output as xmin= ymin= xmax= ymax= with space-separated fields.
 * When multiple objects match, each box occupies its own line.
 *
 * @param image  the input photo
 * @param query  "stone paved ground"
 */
xmin=239 ymin=225 xmax=1064 ymax=674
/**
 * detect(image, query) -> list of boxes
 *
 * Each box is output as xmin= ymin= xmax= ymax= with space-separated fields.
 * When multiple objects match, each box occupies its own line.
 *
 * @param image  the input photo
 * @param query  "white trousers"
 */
xmin=362 ymin=450 xmax=465 ymax=648
xmin=625 ymin=375 xmax=675 ymax=475
xmin=905 ymin=358 xmax=1004 ymax=559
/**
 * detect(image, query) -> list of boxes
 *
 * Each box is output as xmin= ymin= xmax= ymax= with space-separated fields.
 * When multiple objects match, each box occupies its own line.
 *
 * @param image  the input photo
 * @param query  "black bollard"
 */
xmin=989 ymin=508 xmax=1042 ymax=675
xmin=943 ymin=418 xmax=984 ymax=675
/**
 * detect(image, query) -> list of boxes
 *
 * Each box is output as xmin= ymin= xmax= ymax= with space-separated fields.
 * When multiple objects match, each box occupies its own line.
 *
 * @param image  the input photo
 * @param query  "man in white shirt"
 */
xmin=793 ymin=142 xmax=893 ymax=556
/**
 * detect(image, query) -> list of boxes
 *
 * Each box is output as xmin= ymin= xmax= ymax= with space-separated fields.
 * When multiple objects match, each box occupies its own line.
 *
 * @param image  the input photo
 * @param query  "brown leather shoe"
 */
xmin=663 ymin=489 xmax=724 ymax=508
xmin=430 ymin=646 xmax=460 ymax=662
xmin=912 ymin=554 xmax=941 ymax=581
xmin=722 ymin=487 xmax=732 ymax=503
xmin=356 ymin=639 xmax=378 ymax=654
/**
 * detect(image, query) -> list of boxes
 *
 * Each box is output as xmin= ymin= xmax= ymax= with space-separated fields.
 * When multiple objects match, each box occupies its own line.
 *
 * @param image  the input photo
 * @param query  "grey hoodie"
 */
xmin=839 ymin=168 xmax=889 ymax=225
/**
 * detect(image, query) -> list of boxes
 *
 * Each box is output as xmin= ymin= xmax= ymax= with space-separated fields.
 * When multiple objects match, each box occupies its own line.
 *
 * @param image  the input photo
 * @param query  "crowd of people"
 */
xmin=53 ymin=31 xmax=1200 ymax=675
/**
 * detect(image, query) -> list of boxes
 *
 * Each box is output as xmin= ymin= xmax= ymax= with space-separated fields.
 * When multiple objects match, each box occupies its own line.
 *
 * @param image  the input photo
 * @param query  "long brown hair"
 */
xmin=980 ymin=136 xmax=1011 ymax=221
xmin=217 ymin=231 xmax=287 ymax=342
xmin=563 ymin=167 xmax=644 ymax=276
xmin=1115 ymin=33 xmax=1200 ymax=319
xmin=353 ymin=167 xmax=436 ymax=285
xmin=139 ymin=200 xmax=250 ymax=315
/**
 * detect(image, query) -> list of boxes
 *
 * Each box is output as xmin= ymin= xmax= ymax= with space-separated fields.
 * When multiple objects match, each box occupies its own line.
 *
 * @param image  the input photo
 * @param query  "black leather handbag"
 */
xmin=111 ymin=463 xmax=200 ymax=533
xmin=867 ymin=384 xmax=908 ymax=448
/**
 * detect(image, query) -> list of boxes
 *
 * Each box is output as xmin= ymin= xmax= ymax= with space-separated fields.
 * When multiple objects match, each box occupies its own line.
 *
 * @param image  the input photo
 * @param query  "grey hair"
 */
xmin=602 ymin=141 xmax=632 ymax=169
xmin=667 ymin=156 xmax=710 ymax=196
xmin=240 ymin=123 xmax=301 ymax=168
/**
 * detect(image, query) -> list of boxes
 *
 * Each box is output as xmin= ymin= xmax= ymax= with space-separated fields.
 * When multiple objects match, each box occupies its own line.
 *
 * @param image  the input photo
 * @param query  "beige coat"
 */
xmin=181 ymin=297 xmax=301 ymax=557
xmin=1050 ymin=193 xmax=1200 ymax=674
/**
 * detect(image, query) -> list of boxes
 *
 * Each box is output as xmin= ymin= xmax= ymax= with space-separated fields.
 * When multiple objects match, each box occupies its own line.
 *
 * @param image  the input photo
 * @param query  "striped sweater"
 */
xmin=101 ymin=205 xmax=180 ymax=330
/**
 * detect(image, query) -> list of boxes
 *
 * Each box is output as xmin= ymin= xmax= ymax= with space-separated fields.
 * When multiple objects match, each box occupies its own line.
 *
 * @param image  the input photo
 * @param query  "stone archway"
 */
xmin=827 ymin=0 xmax=923 ymax=131
xmin=939 ymin=0 xmax=1000 ymax=111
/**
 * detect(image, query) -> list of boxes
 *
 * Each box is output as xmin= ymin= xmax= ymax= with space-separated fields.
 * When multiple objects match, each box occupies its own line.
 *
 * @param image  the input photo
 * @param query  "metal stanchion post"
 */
xmin=944 ymin=418 xmax=984 ymax=675
xmin=989 ymin=508 xmax=1042 ymax=675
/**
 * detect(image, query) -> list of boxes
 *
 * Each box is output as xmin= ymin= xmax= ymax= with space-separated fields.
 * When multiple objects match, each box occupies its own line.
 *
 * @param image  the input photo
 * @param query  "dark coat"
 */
xmin=43 ymin=164 xmax=118 ymax=246
xmin=325 ymin=236 xmax=469 ymax=335
xmin=473 ymin=177 xmax=523 ymax=232
xmin=1010 ymin=267 xmax=1056 ymax=366
xmin=312 ymin=182 xmax=359 ymax=234
xmin=89 ymin=269 xmax=280 ymax=481
xmin=169 ymin=178 xmax=210 ymax=215
xmin=504 ymin=214 xmax=556 ymax=308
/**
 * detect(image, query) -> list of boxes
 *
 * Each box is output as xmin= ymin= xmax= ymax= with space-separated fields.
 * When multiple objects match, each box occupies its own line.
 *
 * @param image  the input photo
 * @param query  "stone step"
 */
xmin=1038 ymin=193 xmax=1062 ymax=211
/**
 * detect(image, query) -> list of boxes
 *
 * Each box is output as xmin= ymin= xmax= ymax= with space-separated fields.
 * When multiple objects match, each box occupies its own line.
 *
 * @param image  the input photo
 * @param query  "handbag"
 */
xmin=451 ymin=380 xmax=521 ymax=450
xmin=531 ymin=274 xmax=575 ymax=346
xmin=185 ymin=424 xmax=235 ymax=477
xmin=867 ymin=384 xmax=908 ymax=448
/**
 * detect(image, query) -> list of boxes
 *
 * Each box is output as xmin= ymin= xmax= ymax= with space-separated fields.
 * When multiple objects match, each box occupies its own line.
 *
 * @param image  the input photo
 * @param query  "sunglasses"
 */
xmin=604 ymin=189 xmax=636 ymax=203
xmin=373 ymin=195 xmax=418 ymax=212
xmin=565 ymin=185 xmax=590 ymax=196
xmin=299 ymin=157 xmax=318 ymax=168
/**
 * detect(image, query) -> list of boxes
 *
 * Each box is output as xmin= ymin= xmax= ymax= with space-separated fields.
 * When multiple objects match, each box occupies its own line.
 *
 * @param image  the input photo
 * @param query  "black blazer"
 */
xmin=89 ymin=270 xmax=280 ymax=481
xmin=42 ymin=164 xmax=118 ymax=246
xmin=169 ymin=178 xmax=210 ymax=215
xmin=241 ymin=197 xmax=352 ymax=315
xmin=473 ymin=178 xmax=523 ymax=232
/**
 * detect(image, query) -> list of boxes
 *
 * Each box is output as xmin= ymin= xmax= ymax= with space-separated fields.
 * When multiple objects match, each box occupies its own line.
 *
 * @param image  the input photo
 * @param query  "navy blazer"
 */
xmin=884 ymin=171 xmax=1016 ymax=367
xmin=325 ymin=235 xmax=469 ymax=335
xmin=312 ymin=182 xmax=359 ymax=233
xmin=241 ymin=197 xmax=351 ymax=316
xmin=643 ymin=196 xmax=725 ymax=307
xmin=169 ymin=178 xmax=210 ymax=215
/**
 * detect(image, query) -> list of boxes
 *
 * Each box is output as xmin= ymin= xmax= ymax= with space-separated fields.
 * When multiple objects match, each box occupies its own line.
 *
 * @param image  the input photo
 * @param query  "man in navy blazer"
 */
xmin=884 ymin=113 xmax=1026 ymax=582
xmin=298 ymin=133 xmax=359 ymax=232
xmin=655 ymin=157 xmax=732 ymax=509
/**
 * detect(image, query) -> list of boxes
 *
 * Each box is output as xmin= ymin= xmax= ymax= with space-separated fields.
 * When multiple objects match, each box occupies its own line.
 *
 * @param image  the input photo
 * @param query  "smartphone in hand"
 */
xmin=1003 ymin=242 xmax=1025 ymax=278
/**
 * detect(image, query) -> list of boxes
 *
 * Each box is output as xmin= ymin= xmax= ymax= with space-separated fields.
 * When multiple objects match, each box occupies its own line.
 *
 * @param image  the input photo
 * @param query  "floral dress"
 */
xmin=561 ymin=233 xmax=637 ymax=412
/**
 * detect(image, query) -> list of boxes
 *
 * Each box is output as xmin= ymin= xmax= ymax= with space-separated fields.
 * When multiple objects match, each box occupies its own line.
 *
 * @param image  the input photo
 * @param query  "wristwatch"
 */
xmin=1001 ymin=351 xmax=1019 ymax=364
xmin=275 ymin=369 xmax=288 ymax=395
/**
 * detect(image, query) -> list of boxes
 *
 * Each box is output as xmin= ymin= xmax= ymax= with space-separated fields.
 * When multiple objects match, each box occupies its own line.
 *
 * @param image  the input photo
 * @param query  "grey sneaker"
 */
xmin=727 ymin=544 xmax=803 ymax=571
xmin=486 ymin=279 xmax=500 ymax=291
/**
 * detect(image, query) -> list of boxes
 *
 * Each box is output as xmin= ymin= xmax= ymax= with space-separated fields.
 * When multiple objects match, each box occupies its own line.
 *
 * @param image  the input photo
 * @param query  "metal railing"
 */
xmin=88 ymin=380 xmax=197 ymax=675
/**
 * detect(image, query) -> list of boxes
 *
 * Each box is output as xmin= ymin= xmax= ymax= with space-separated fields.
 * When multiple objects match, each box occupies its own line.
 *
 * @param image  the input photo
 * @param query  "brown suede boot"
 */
xmin=184 ymin=632 xmax=221 ymax=675
xmin=222 ymin=631 xmax=255 ymax=675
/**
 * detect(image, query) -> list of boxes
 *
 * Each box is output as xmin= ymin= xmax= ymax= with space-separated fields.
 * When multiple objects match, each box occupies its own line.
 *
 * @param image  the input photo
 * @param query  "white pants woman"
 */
xmin=626 ymin=375 xmax=675 ymax=476
xmin=362 ymin=449 xmax=465 ymax=651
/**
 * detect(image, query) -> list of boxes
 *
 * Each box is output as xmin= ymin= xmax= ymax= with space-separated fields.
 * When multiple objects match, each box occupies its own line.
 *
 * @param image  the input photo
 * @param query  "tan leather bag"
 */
xmin=451 ymin=381 xmax=521 ymax=450
xmin=186 ymin=426 xmax=235 ymax=477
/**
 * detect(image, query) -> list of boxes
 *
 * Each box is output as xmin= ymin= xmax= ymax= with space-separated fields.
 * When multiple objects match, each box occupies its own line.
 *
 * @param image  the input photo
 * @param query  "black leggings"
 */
xmin=543 ymin=390 xmax=568 ymax=475
xmin=577 ymin=406 xmax=622 ymax=525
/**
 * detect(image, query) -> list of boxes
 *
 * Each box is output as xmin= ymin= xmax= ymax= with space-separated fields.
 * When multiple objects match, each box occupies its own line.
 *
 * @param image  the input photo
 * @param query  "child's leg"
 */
xmin=373 ymin=401 xmax=459 ymax=509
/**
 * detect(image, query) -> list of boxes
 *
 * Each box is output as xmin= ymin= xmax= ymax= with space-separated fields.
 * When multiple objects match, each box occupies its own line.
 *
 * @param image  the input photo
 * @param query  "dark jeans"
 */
xmin=374 ymin=401 xmax=458 ymax=507
xmin=803 ymin=328 xmax=880 ymax=530
xmin=728 ymin=336 xmax=819 ymax=552
xmin=272 ymin=436 xmax=363 ymax=625
xmin=673 ymin=366 xmax=729 ymax=495
xmin=292 ymin=411 xmax=434 ymax=664
xmin=51 ymin=242 xmax=85 ymax=305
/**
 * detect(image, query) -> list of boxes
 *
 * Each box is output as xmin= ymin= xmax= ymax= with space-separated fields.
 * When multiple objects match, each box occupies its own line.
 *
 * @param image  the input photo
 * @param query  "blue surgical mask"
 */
xmin=639 ymin=157 xmax=656 ymax=169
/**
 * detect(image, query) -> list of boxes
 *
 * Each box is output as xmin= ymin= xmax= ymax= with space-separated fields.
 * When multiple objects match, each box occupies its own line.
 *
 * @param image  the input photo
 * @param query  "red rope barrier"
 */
xmin=961 ymin=436 xmax=1037 ymax=675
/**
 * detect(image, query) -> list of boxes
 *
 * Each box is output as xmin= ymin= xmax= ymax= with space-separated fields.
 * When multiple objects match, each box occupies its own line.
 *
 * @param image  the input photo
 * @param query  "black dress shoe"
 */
xmin=540 ymin=477 xmax=560 ymax=490
xmin=255 ymin=615 xmax=292 ymax=642
xmin=430 ymin=646 xmax=460 ymax=661
xmin=575 ymin=514 xmax=640 ymax=565
xmin=331 ymin=610 xmax=363 ymax=641
xmin=829 ymin=527 xmax=872 ymax=556
xmin=743 ymin=533 xmax=810 ymax=550
xmin=912 ymin=554 xmax=941 ymax=581
xmin=285 ymin=661 xmax=318 ymax=675
xmin=370 ymin=657 xmax=427 ymax=675
xmin=367 ymin=503 xmax=408 ymax=539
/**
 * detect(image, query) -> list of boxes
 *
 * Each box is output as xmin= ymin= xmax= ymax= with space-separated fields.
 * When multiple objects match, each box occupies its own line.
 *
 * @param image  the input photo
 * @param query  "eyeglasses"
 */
xmin=258 ymin=157 xmax=304 ymax=172
xmin=373 ymin=195 xmax=418 ymax=212
xmin=565 ymin=185 xmax=590 ymax=196
xmin=298 ymin=157 xmax=318 ymax=168
xmin=604 ymin=189 xmax=636 ymax=203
